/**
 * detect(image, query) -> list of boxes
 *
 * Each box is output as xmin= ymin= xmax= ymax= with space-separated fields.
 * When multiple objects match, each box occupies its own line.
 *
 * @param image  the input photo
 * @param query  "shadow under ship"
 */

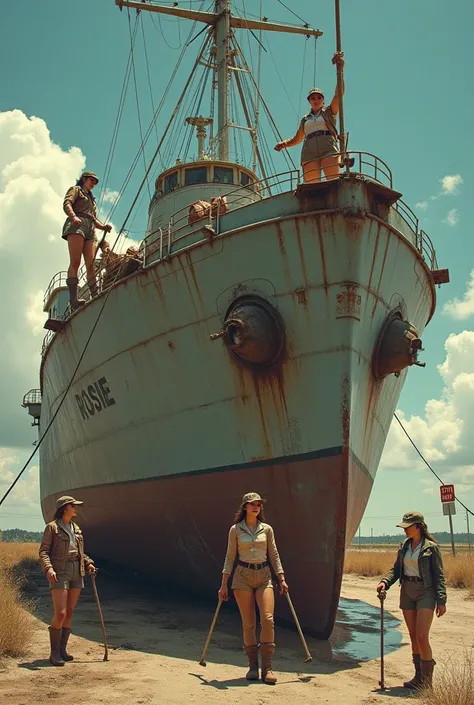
xmin=23 ymin=0 xmax=449 ymax=638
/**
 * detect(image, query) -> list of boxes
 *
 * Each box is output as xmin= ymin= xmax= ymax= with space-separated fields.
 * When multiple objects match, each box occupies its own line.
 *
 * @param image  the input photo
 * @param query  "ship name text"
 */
xmin=75 ymin=377 xmax=116 ymax=420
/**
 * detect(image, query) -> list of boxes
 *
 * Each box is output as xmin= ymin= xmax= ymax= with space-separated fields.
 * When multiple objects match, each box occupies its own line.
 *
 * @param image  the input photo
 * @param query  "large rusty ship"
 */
xmin=22 ymin=0 xmax=449 ymax=637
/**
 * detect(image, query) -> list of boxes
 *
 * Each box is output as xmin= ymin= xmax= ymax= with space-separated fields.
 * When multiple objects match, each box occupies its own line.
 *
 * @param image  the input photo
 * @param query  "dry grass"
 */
xmin=0 ymin=543 xmax=38 ymax=662
xmin=419 ymin=648 xmax=474 ymax=705
xmin=344 ymin=550 xmax=474 ymax=597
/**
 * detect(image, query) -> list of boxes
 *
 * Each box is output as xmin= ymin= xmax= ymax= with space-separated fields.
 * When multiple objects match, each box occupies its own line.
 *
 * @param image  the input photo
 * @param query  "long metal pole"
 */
xmin=448 ymin=507 xmax=456 ymax=557
xmin=467 ymin=510 xmax=471 ymax=553
xmin=334 ymin=0 xmax=349 ymax=172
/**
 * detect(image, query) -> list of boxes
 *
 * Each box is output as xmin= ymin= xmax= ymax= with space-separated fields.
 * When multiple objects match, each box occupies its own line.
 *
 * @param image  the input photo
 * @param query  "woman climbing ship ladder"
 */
xmin=218 ymin=492 xmax=288 ymax=684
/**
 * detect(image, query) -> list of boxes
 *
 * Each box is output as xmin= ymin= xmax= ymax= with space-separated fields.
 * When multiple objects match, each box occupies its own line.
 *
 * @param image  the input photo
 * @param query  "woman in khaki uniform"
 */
xmin=62 ymin=171 xmax=112 ymax=310
xmin=274 ymin=52 xmax=345 ymax=183
xmin=39 ymin=496 xmax=96 ymax=666
xmin=376 ymin=511 xmax=447 ymax=690
xmin=219 ymin=492 xmax=288 ymax=684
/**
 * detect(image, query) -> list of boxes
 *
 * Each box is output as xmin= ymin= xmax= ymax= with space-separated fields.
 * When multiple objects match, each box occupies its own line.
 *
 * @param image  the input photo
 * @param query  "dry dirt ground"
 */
xmin=1 ymin=567 xmax=473 ymax=705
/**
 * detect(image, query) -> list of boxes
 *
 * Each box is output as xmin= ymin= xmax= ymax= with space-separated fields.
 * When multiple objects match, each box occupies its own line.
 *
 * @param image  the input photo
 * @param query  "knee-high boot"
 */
xmin=66 ymin=277 xmax=85 ymax=311
xmin=49 ymin=627 xmax=65 ymax=666
xmin=244 ymin=644 xmax=259 ymax=680
xmin=420 ymin=659 xmax=436 ymax=688
xmin=403 ymin=653 xmax=422 ymax=689
xmin=59 ymin=627 xmax=74 ymax=662
xmin=260 ymin=642 xmax=277 ymax=684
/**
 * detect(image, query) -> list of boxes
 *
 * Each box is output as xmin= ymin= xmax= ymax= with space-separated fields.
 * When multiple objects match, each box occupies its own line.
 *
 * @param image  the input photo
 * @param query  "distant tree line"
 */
xmin=353 ymin=532 xmax=472 ymax=544
xmin=0 ymin=528 xmax=43 ymax=543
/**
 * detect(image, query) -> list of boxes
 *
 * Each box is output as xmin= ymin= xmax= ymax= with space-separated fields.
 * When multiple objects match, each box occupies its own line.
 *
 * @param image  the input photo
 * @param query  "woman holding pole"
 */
xmin=219 ymin=492 xmax=288 ymax=684
xmin=376 ymin=511 xmax=447 ymax=689
xmin=39 ymin=496 xmax=96 ymax=666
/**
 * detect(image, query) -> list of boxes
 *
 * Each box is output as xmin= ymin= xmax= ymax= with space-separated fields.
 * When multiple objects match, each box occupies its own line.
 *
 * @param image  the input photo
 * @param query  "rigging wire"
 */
xmin=313 ymin=35 xmax=318 ymax=86
xmin=275 ymin=0 xmax=309 ymax=26
xmin=98 ymin=14 xmax=138 ymax=213
xmin=128 ymin=7 xmax=152 ymax=200
xmin=298 ymin=36 xmax=308 ymax=110
xmin=150 ymin=8 xmax=182 ymax=50
xmin=140 ymin=13 xmax=161 ymax=155
xmin=394 ymin=413 xmax=474 ymax=518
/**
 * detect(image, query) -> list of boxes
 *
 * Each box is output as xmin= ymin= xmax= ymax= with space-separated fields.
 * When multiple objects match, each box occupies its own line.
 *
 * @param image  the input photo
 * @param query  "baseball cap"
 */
xmin=81 ymin=171 xmax=99 ymax=183
xmin=307 ymin=88 xmax=324 ymax=100
xmin=56 ymin=495 xmax=83 ymax=510
xmin=396 ymin=511 xmax=424 ymax=528
xmin=241 ymin=492 xmax=266 ymax=504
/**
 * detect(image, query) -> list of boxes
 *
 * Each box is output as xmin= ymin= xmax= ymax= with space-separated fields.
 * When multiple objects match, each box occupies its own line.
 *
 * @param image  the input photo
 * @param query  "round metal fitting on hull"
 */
xmin=210 ymin=297 xmax=285 ymax=369
xmin=373 ymin=312 xmax=425 ymax=379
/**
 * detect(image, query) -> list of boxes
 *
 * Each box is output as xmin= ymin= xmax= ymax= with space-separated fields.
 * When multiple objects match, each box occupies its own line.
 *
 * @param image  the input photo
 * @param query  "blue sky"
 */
xmin=1 ymin=0 xmax=473 ymax=535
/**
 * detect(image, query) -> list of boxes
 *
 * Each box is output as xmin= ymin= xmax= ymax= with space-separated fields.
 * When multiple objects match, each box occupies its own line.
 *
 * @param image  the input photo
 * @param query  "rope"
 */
xmin=140 ymin=13 xmax=160 ymax=152
xmin=275 ymin=0 xmax=309 ymax=26
xmin=313 ymin=36 xmax=318 ymax=85
xmin=299 ymin=35 xmax=307 ymax=107
xmin=394 ymin=413 xmax=474 ymax=518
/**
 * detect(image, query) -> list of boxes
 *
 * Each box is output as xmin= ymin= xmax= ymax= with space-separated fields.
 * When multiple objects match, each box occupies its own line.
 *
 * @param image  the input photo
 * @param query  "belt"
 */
xmin=238 ymin=560 xmax=268 ymax=570
xmin=67 ymin=555 xmax=79 ymax=562
xmin=305 ymin=130 xmax=332 ymax=140
xmin=404 ymin=575 xmax=423 ymax=582
xmin=73 ymin=212 xmax=95 ymax=220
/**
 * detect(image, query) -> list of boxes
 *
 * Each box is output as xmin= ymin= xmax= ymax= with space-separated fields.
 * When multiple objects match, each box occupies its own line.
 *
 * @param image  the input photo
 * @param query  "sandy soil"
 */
xmin=1 ymin=566 xmax=472 ymax=705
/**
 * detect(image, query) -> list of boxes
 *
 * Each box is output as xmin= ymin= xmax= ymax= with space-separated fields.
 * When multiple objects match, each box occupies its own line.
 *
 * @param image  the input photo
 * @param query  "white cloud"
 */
xmin=444 ymin=270 xmax=474 ymax=320
xmin=0 ymin=448 xmax=40 ymax=524
xmin=101 ymin=189 xmax=120 ymax=204
xmin=380 ymin=331 xmax=474 ymax=494
xmin=445 ymin=208 xmax=459 ymax=226
xmin=440 ymin=174 xmax=463 ymax=194
xmin=416 ymin=201 xmax=428 ymax=210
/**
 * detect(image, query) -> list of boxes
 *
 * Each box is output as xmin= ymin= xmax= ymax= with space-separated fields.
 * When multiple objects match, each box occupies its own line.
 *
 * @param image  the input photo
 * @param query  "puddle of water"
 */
xmin=331 ymin=597 xmax=403 ymax=661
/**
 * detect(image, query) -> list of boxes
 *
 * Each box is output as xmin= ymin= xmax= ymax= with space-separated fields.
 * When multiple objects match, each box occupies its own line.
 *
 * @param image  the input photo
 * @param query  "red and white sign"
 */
xmin=440 ymin=484 xmax=455 ymax=503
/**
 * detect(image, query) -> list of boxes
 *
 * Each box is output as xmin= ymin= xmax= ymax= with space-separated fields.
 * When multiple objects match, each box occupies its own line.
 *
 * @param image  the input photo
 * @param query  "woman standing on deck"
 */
xmin=376 ymin=511 xmax=447 ymax=690
xmin=274 ymin=52 xmax=345 ymax=184
xmin=62 ymin=171 xmax=112 ymax=310
xmin=39 ymin=496 xmax=96 ymax=666
xmin=219 ymin=492 xmax=288 ymax=684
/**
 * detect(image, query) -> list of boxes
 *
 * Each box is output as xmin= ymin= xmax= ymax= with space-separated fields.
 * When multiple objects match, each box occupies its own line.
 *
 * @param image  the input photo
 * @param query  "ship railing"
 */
xmin=22 ymin=389 xmax=42 ymax=407
xmin=343 ymin=151 xmax=393 ymax=188
xmin=417 ymin=229 xmax=438 ymax=270
xmin=44 ymin=271 xmax=68 ymax=310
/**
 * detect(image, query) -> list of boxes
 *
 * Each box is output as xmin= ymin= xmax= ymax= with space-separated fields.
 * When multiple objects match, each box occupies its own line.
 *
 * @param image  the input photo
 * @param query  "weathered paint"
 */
xmin=38 ymin=176 xmax=437 ymax=637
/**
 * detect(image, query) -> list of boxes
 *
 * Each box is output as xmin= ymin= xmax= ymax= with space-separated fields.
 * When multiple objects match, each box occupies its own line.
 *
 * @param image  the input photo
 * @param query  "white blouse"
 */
xmin=304 ymin=111 xmax=327 ymax=136
xmin=403 ymin=542 xmax=421 ymax=577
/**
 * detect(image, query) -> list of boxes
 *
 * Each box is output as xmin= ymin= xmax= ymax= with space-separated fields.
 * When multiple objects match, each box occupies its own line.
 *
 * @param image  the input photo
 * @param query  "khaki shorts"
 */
xmin=50 ymin=560 xmax=84 ymax=590
xmin=231 ymin=563 xmax=273 ymax=592
xmin=62 ymin=216 xmax=97 ymax=242
xmin=399 ymin=579 xmax=436 ymax=611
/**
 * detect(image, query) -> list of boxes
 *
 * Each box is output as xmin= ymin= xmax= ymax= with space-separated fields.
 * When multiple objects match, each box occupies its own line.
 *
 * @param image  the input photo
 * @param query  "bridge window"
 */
xmin=214 ymin=167 xmax=234 ymax=184
xmin=240 ymin=171 xmax=250 ymax=186
xmin=164 ymin=171 xmax=178 ymax=194
xmin=185 ymin=166 xmax=207 ymax=186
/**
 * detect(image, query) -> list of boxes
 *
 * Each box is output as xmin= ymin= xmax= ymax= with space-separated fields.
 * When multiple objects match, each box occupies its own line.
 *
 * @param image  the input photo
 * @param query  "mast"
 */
xmin=216 ymin=0 xmax=230 ymax=160
xmin=116 ymin=0 xmax=322 ymax=164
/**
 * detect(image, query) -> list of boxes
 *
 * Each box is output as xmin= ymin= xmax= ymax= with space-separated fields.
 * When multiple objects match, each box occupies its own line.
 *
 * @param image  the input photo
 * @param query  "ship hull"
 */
xmin=42 ymin=446 xmax=372 ymax=638
xmin=38 ymin=177 xmax=436 ymax=638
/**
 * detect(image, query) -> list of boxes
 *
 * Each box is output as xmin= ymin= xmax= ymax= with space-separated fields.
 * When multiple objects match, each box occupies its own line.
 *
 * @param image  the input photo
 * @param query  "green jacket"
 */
xmin=381 ymin=537 xmax=447 ymax=605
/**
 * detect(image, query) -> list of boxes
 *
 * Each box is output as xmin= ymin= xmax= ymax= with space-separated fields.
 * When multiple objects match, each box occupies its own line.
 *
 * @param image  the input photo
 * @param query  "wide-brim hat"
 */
xmin=81 ymin=171 xmax=99 ymax=183
xmin=56 ymin=495 xmax=83 ymax=510
xmin=307 ymin=87 xmax=324 ymax=100
xmin=241 ymin=492 xmax=266 ymax=505
xmin=396 ymin=511 xmax=424 ymax=528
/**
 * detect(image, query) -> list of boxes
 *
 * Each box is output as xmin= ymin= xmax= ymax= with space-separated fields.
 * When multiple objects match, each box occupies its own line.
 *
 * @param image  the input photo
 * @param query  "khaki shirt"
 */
xmin=63 ymin=185 xmax=97 ymax=219
xmin=222 ymin=520 xmax=284 ymax=575
xmin=281 ymin=105 xmax=338 ymax=148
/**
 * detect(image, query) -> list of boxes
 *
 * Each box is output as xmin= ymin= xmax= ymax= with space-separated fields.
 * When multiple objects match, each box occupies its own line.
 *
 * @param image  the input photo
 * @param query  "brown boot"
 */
xmin=420 ymin=659 xmax=436 ymax=688
xmin=244 ymin=644 xmax=259 ymax=680
xmin=59 ymin=628 xmax=74 ymax=662
xmin=49 ymin=627 xmax=65 ymax=666
xmin=66 ymin=277 xmax=86 ymax=311
xmin=403 ymin=653 xmax=422 ymax=689
xmin=260 ymin=643 xmax=277 ymax=684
